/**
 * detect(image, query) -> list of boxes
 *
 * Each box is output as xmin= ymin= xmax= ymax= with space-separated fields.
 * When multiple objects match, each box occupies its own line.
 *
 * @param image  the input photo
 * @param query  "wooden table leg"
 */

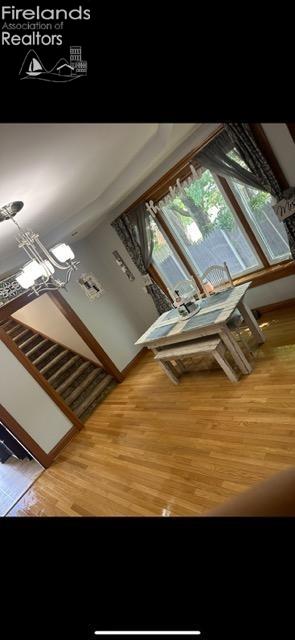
xmin=176 ymin=359 xmax=186 ymax=374
xmin=238 ymin=299 xmax=265 ymax=345
xmin=220 ymin=328 xmax=252 ymax=374
xmin=157 ymin=360 xmax=180 ymax=384
xmin=152 ymin=349 xmax=180 ymax=384
xmin=213 ymin=349 xmax=239 ymax=383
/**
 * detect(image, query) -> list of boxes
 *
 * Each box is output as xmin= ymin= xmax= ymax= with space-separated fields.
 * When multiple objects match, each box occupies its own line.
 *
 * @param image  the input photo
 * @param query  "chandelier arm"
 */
xmin=65 ymin=266 xmax=73 ymax=285
xmin=27 ymin=237 xmax=53 ymax=266
xmin=21 ymin=243 xmax=42 ymax=264
xmin=35 ymin=237 xmax=71 ymax=270
xmin=33 ymin=278 xmax=68 ymax=294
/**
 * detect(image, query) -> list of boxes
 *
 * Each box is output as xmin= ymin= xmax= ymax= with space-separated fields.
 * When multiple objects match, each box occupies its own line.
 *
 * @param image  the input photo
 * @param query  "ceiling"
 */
xmin=0 ymin=123 xmax=199 ymax=275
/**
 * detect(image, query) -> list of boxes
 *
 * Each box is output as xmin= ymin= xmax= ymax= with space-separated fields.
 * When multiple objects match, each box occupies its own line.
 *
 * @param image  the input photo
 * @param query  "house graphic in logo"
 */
xmin=19 ymin=46 xmax=88 ymax=82
xmin=70 ymin=46 xmax=88 ymax=74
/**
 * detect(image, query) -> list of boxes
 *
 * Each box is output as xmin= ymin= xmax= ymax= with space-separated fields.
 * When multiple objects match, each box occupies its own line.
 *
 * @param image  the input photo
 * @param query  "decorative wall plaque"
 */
xmin=273 ymin=195 xmax=295 ymax=221
xmin=78 ymin=273 xmax=104 ymax=301
xmin=113 ymin=251 xmax=135 ymax=281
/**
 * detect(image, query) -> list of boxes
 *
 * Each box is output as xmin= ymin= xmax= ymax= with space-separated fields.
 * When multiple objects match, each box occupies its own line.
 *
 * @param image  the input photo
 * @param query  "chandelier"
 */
xmin=0 ymin=201 xmax=79 ymax=296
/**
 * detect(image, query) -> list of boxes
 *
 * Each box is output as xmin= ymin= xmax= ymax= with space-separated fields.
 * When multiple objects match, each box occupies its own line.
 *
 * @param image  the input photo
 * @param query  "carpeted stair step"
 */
xmin=73 ymin=374 xmax=113 ymax=418
xmin=26 ymin=338 xmax=50 ymax=358
xmin=63 ymin=367 xmax=101 ymax=405
xmin=0 ymin=319 xmax=14 ymax=330
xmin=79 ymin=378 xmax=117 ymax=422
xmin=39 ymin=349 xmax=69 ymax=375
xmin=12 ymin=328 xmax=31 ymax=342
xmin=47 ymin=354 xmax=80 ymax=385
xmin=55 ymin=360 xmax=90 ymax=394
xmin=32 ymin=343 xmax=59 ymax=367
xmin=6 ymin=322 xmax=22 ymax=336
xmin=18 ymin=333 xmax=41 ymax=351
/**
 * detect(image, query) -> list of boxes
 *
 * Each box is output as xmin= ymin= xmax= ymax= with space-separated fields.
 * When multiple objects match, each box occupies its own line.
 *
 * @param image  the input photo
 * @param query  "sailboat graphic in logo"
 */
xmin=19 ymin=48 xmax=87 ymax=82
xmin=26 ymin=56 xmax=43 ymax=76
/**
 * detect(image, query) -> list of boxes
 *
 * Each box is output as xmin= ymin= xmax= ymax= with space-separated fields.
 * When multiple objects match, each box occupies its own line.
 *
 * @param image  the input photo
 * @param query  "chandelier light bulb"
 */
xmin=16 ymin=270 xmax=36 ymax=290
xmin=23 ymin=259 xmax=43 ymax=280
xmin=50 ymin=243 xmax=75 ymax=263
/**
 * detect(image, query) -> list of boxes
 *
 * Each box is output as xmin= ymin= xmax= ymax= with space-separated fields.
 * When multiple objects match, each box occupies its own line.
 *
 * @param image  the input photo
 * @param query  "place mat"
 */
xmin=145 ymin=323 xmax=176 ymax=341
xmin=181 ymin=308 xmax=225 ymax=332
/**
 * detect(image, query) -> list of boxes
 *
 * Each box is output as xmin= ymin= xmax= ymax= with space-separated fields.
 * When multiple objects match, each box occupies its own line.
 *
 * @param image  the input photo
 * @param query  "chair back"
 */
xmin=170 ymin=278 xmax=201 ymax=301
xmin=201 ymin=262 xmax=233 ymax=296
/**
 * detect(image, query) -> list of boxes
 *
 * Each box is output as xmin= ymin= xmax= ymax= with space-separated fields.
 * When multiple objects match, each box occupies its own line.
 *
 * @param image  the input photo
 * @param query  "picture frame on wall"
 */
xmin=78 ymin=273 xmax=104 ymax=301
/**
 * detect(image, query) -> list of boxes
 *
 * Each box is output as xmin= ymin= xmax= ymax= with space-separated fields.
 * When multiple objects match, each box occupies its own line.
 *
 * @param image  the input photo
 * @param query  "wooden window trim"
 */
xmin=148 ymin=264 xmax=172 ymax=300
xmin=233 ymin=259 xmax=295 ymax=288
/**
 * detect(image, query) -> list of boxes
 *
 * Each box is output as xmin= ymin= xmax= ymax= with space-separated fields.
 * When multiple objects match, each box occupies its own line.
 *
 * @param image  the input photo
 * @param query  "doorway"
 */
xmin=0 ymin=419 xmax=43 ymax=516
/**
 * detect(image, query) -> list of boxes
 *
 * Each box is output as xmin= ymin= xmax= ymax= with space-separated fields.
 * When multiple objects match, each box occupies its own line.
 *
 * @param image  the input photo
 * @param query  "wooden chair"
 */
xmin=201 ymin=262 xmax=233 ymax=297
xmin=202 ymin=262 xmax=253 ymax=358
xmin=154 ymin=337 xmax=239 ymax=383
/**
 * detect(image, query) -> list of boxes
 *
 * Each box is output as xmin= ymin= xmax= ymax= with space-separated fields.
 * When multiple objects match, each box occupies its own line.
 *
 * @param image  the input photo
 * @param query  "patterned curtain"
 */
xmin=224 ymin=123 xmax=282 ymax=198
xmin=111 ymin=204 xmax=172 ymax=315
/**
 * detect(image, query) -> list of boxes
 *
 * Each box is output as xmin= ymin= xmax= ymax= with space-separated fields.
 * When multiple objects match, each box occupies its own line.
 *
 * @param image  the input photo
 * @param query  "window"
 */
xmin=159 ymin=168 xmax=262 ymax=279
xmin=137 ymin=128 xmax=292 ymax=294
xmin=226 ymin=147 xmax=291 ymax=264
xmin=150 ymin=216 xmax=190 ymax=290
xmin=228 ymin=179 xmax=291 ymax=264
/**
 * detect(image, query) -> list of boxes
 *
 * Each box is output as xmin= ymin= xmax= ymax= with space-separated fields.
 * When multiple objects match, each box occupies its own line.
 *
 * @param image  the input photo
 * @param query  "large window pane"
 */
xmin=160 ymin=168 xmax=262 ymax=279
xmin=226 ymin=148 xmax=291 ymax=264
xmin=150 ymin=217 xmax=189 ymax=289
xmin=228 ymin=179 xmax=291 ymax=264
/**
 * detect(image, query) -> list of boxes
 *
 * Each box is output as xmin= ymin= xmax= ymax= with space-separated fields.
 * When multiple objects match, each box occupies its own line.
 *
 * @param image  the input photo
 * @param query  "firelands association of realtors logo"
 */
xmin=1 ymin=5 xmax=90 ymax=82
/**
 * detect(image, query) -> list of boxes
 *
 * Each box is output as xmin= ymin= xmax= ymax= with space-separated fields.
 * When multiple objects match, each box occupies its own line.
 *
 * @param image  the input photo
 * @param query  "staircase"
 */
xmin=0 ymin=316 xmax=116 ymax=422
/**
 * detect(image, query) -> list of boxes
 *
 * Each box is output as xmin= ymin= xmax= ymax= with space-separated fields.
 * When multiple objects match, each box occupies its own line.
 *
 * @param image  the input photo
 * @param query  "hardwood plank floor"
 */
xmin=0 ymin=458 xmax=43 ymax=516
xmin=8 ymin=306 xmax=295 ymax=516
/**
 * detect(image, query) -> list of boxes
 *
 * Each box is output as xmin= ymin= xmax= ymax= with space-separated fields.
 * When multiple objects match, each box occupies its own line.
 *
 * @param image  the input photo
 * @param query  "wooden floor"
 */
xmin=0 ymin=457 xmax=42 ymax=516
xmin=8 ymin=305 xmax=295 ymax=516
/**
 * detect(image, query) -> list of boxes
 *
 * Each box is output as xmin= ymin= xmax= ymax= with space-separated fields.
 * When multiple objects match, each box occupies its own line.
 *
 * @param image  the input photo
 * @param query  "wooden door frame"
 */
xmin=0 ymin=403 xmax=52 ymax=468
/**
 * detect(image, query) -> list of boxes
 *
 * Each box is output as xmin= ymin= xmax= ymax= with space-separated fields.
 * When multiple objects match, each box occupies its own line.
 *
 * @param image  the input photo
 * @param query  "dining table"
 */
xmin=135 ymin=282 xmax=265 ymax=383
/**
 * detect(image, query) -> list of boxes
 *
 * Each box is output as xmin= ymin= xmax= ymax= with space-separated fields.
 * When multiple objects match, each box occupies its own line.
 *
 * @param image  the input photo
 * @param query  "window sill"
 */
xmin=233 ymin=260 xmax=295 ymax=289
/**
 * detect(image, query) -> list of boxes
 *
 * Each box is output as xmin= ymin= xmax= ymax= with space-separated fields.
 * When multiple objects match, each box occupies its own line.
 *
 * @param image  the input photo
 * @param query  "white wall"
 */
xmin=262 ymin=123 xmax=295 ymax=186
xmin=12 ymin=293 xmax=101 ymax=365
xmin=0 ymin=341 xmax=72 ymax=454
xmin=245 ymin=274 xmax=295 ymax=309
xmin=61 ymin=221 xmax=158 ymax=371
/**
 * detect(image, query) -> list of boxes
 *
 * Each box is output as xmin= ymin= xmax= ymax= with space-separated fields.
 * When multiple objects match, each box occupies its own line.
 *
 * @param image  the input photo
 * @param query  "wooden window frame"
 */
xmin=140 ymin=123 xmax=293 ymax=294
